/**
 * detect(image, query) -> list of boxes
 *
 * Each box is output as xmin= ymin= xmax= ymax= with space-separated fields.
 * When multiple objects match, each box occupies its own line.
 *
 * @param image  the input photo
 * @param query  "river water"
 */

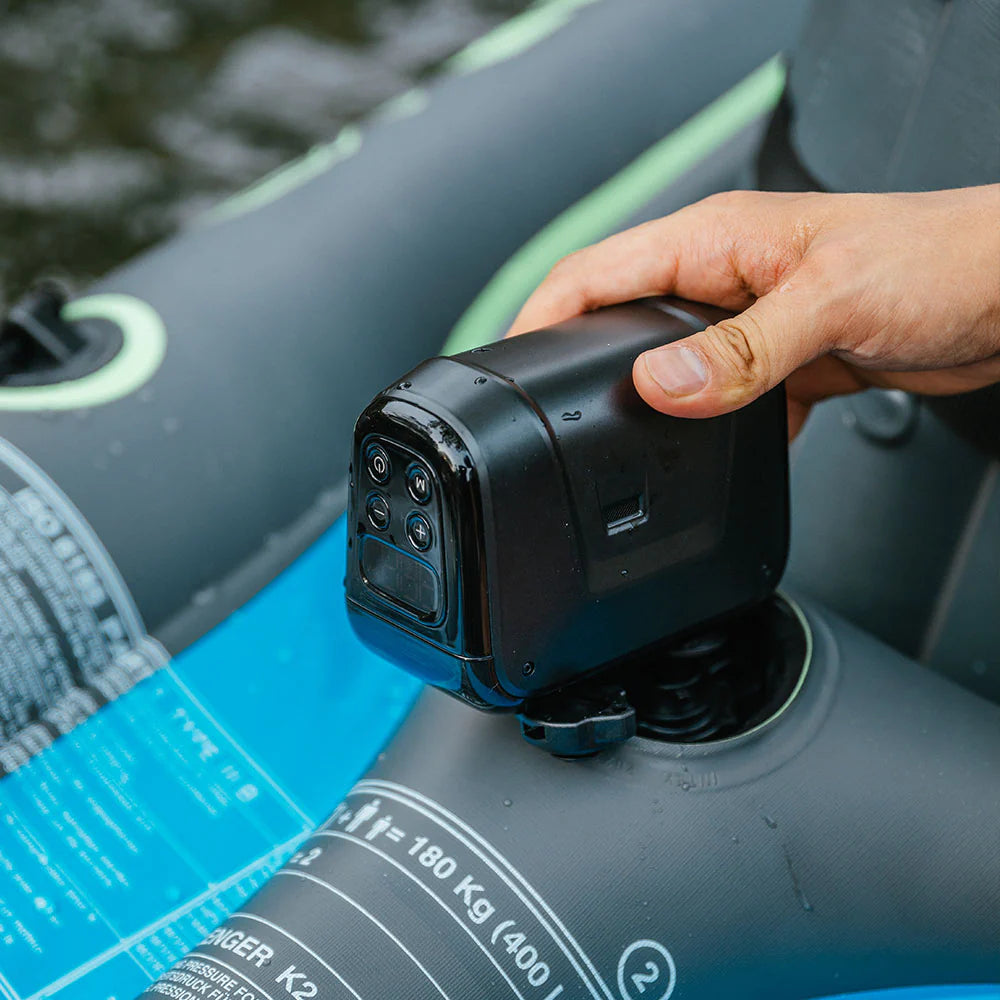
xmin=0 ymin=0 xmax=528 ymax=312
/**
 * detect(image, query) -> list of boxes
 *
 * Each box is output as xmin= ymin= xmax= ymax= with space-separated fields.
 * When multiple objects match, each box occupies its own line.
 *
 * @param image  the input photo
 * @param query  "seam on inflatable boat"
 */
xmin=918 ymin=460 xmax=999 ymax=663
xmin=441 ymin=56 xmax=787 ymax=355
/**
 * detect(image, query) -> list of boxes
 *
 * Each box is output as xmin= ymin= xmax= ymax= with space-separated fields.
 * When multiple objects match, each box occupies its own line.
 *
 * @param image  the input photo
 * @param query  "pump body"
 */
xmin=345 ymin=298 xmax=788 ymax=713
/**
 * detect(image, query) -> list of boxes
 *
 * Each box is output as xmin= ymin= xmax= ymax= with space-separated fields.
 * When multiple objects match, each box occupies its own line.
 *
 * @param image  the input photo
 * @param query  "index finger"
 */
xmin=504 ymin=190 xmax=807 ymax=337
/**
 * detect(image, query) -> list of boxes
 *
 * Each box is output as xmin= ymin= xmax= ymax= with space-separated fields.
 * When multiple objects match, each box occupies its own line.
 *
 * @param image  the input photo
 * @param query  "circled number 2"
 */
xmin=616 ymin=940 xmax=676 ymax=1000
xmin=632 ymin=963 xmax=658 ymax=992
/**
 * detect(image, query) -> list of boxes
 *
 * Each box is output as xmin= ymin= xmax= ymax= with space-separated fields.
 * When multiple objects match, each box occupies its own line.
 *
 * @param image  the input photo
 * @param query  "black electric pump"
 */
xmin=345 ymin=297 xmax=801 ymax=755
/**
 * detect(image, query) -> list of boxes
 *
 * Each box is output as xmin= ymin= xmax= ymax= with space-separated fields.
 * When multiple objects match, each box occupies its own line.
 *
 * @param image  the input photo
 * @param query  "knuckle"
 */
xmin=802 ymin=240 xmax=854 ymax=287
xmin=702 ymin=189 xmax=750 ymax=211
xmin=545 ymin=248 xmax=607 ymax=315
xmin=705 ymin=317 xmax=770 ymax=390
xmin=543 ymin=260 xmax=569 ymax=285
xmin=548 ymin=249 xmax=583 ymax=280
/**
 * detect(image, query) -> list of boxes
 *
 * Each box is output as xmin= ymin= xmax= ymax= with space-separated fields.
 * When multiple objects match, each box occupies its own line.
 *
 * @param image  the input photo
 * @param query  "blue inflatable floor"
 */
xmin=0 ymin=519 xmax=421 ymax=999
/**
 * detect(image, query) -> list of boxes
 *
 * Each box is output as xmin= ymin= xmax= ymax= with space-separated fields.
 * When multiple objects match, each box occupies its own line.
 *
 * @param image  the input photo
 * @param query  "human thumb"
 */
xmin=632 ymin=292 xmax=823 ymax=418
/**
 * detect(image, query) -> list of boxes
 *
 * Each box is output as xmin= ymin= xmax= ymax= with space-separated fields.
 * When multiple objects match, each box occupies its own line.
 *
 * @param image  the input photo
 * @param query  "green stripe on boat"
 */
xmin=445 ymin=0 xmax=601 ymax=75
xmin=206 ymin=126 xmax=363 ymax=225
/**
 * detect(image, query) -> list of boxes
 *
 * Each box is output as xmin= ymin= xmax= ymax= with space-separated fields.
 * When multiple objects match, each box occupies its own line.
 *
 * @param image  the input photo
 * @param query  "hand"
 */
xmin=506 ymin=185 xmax=1000 ymax=437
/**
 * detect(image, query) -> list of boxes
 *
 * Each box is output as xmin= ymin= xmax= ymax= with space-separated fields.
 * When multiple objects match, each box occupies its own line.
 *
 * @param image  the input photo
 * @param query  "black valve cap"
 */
xmin=517 ymin=684 xmax=636 ymax=757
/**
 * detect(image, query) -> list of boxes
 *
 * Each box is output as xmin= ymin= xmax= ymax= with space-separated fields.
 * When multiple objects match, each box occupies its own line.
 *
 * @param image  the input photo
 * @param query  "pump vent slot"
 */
xmin=602 ymin=493 xmax=647 ymax=535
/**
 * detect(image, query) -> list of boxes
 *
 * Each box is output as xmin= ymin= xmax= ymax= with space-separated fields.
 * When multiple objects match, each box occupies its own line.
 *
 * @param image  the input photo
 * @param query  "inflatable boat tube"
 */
xmin=0 ymin=0 xmax=997 ymax=997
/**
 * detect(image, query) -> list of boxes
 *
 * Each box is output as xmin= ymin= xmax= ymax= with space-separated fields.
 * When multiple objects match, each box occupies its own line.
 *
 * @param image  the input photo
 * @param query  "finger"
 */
xmin=787 ymin=397 xmax=812 ymax=440
xmin=632 ymin=285 xmax=831 ymax=419
xmin=783 ymin=357 xmax=869 ymax=439
xmin=841 ymin=355 xmax=1000 ymax=396
xmin=506 ymin=222 xmax=689 ymax=338
xmin=505 ymin=192 xmax=807 ymax=337
xmin=785 ymin=354 xmax=869 ymax=404
xmin=784 ymin=355 xmax=868 ymax=440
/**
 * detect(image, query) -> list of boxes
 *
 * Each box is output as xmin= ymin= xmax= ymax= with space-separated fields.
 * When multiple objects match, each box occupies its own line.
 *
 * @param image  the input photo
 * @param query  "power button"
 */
xmin=366 ymin=444 xmax=391 ymax=484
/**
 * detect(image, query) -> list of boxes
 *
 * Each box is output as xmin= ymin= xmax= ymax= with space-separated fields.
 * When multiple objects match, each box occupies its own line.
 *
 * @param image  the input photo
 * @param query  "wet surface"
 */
xmin=0 ymin=0 xmax=528 ymax=311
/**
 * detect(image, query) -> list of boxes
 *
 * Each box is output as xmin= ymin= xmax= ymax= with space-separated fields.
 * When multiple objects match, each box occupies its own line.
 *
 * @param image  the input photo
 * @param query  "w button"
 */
xmin=406 ymin=464 xmax=433 ymax=504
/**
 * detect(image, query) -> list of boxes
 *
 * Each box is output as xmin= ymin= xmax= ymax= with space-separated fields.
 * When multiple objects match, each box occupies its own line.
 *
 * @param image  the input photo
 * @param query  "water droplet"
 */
xmin=192 ymin=587 xmax=217 ymax=607
xmin=763 ymin=814 xmax=778 ymax=829
xmin=502 ymin=798 xmax=512 ymax=808
xmin=620 ymin=569 xmax=628 ymax=577
xmin=318 ymin=489 xmax=340 ymax=509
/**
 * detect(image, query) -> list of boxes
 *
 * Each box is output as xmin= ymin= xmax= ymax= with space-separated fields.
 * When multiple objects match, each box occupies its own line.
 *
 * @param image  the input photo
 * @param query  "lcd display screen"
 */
xmin=361 ymin=535 xmax=441 ymax=619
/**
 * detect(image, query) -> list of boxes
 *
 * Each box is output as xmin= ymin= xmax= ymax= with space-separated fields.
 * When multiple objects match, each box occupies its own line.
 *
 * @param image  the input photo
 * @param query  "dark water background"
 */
xmin=0 ymin=0 xmax=529 ymax=312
